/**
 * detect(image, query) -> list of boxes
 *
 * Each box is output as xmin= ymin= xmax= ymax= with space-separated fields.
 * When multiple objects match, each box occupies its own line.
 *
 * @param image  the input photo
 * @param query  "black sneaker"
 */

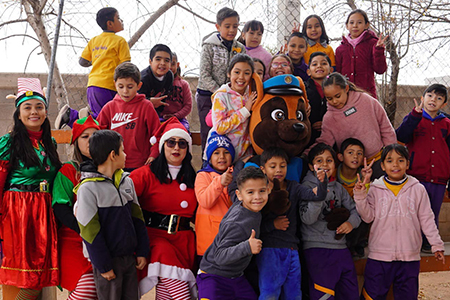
xmin=55 ymin=104 xmax=71 ymax=129
xmin=421 ymin=244 xmax=432 ymax=254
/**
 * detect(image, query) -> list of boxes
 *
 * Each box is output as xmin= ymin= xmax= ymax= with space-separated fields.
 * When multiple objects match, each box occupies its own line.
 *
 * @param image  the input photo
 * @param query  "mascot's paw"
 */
xmin=266 ymin=178 xmax=291 ymax=215
xmin=324 ymin=207 xmax=350 ymax=240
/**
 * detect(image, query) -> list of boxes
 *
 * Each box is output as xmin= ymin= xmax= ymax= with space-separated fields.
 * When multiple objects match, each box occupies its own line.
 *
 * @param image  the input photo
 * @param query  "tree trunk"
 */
xmin=385 ymin=38 xmax=400 ymax=125
xmin=23 ymin=1 xmax=68 ymax=109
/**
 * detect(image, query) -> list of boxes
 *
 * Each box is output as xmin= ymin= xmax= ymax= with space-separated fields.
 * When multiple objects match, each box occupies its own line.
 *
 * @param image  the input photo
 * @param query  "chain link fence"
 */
xmin=2 ymin=0 xmax=450 ymax=130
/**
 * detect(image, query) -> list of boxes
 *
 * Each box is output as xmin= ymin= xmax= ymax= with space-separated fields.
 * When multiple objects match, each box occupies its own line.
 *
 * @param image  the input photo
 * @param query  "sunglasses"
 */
xmin=271 ymin=62 xmax=290 ymax=68
xmin=166 ymin=139 xmax=188 ymax=149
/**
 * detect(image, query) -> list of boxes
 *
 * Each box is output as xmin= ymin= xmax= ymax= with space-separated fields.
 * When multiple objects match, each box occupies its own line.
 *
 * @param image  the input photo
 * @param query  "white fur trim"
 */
xmin=159 ymin=128 xmax=192 ymax=153
xmin=138 ymin=262 xmax=198 ymax=298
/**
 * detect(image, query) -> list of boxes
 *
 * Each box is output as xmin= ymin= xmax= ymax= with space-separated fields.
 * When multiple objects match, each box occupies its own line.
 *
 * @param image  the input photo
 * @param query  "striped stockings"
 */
xmin=67 ymin=273 xmax=97 ymax=300
xmin=155 ymin=277 xmax=191 ymax=300
xmin=15 ymin=288 xmax=40 ymax=300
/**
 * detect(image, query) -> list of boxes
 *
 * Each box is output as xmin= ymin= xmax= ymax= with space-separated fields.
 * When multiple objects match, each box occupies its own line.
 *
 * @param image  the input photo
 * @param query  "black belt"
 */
xmin=142 ymin=210 xmax=191 ymax=234
xmin=6 ymin=183 xmax=40 ymax=192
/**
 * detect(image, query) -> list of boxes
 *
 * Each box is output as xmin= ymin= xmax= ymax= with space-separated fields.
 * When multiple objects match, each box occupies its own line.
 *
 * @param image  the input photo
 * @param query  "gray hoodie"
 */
xmin=299 ymin=171 xmax=361 ymax=250
xmin=197 ymin=32 xmax=245 ymax=93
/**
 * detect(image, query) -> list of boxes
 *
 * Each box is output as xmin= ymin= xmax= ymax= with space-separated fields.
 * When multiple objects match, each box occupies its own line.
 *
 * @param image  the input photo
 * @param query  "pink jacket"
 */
xmin=336 ymin=30 xmax=387 ymax=98
xmin=194 ymin=171 xmax=232 ymax=256
xmin=312 ymin=91 xmax=396 ymax=158
xmin=354 ymin=176 xmax=444 ymax=262
xmin=246 ymin=45 xmax=272 ymax=80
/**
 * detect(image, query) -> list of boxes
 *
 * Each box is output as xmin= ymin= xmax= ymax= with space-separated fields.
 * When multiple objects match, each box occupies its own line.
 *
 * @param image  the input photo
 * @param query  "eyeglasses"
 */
xmin=271 ymin=62 xmax=290 ymax=68
xmin=166 ymin=139 xmax=188 ymax=149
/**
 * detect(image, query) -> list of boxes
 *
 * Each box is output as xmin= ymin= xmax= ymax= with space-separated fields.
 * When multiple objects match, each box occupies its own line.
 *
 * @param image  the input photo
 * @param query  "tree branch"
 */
xmin=128 ymin=0 xmax=180 ymax=48
xmin=176 ymin=2 xmax=215 ymax=24
xmin=0 ymin=33 xmax=40 ymax=43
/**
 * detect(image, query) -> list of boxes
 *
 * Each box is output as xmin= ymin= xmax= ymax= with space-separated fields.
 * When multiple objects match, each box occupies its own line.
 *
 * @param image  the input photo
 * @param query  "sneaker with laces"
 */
xmin=55 ymin=104 xmax=71 ymax=129
xmin=78 ymin=106 xmax=90 ymax=119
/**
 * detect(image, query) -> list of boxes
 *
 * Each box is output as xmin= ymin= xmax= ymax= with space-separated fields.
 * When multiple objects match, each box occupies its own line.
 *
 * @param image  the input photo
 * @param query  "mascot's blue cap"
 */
xmin=263 ymin=75 xmax=303 ymax=96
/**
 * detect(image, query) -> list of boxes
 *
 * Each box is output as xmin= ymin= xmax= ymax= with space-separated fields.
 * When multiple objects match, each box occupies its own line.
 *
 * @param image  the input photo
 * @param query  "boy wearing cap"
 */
xmin=97 ymin=62 xmax=160 ymax=170
xmin=195 ymin=132 xmax=236 ymax=259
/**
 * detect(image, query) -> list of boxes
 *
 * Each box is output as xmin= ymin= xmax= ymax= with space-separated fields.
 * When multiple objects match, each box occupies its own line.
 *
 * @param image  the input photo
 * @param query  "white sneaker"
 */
xmin=55 ymin=104 xmax=70 ymax=129
xmin=78 ymin=106 xmax=90 ymax=119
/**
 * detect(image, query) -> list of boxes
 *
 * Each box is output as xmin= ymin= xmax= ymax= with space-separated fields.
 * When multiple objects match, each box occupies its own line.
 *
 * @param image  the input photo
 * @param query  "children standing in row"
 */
xmin=310 ymin=72 xmax=397 ymax=178
xmin=97 ymin=62 xmax=160 ymax=170
xmin=336 ymin=9 xmax=388 ymax=98
xmin=396 ymin=83 xmax=450 ymax=252
xmin=300 ymin=143 xmax=361 ymax=300
xmin=257 ymin=147 xmax=327 ymax=299
xmin=211 ymin=54 xmax=257 ymax=161
xmin=354 ymin=144 xmax=445 ymax=299
xmin=302 ymin=15 xmax=336 ymax=69
xmin=197 ymin=7 xmax=245 ymax=151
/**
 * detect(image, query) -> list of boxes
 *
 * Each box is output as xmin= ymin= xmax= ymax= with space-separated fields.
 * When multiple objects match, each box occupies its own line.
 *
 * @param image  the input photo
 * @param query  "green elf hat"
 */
xmin=15 ymin=78 xmax=47 ymax=108
xmin=71 ymin=115 xmax=104 ymax=144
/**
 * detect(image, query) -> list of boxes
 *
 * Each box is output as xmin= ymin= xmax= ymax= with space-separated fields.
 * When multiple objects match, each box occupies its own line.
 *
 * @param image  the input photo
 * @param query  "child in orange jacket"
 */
xmin=195 ymin=132 xmax=235 ymax=258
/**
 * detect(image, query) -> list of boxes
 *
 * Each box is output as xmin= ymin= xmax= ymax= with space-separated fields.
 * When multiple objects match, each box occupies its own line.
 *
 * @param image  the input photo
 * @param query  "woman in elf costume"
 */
xmin=52 ymin=116 xmax=102 ymax=300
xmin=0 ymin=78 xmax=61 ymax=299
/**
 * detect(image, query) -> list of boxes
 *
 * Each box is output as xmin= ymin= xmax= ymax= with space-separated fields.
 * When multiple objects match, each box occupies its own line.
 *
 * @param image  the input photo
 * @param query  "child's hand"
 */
xmin=336 ymin=221 xmax=353 ymax=234
xmin=413 ymin=98 xmax=424 ymax=114
xmin=361 ymin=157 xmax=374 ymax=182
xmin=314 ymin=164 xmax=326 ymax=183
xmin=145 ymin=156 xmax=155 ymax=165
xmin=354 ymin=173 xmax=369 ymax=192
xmin=220 ymin=167 xmax=233 ymax=187
xmin=279 ymin=43 xmax=288 ymax=54
xmin=376 ymin=33 xmax=389 ymax=48
xmin=150 ymin=95 xmax=169 ymax=108
xmin=274 ymin=215 xmax=290 ymax=231
xmin=136 ymin=256 xmax=147 ymax=270
xmin=163 ymin=114 xmax=174 ymax=120
xmin=101 ymin=269 xmax=116 ymax=281
xmin=291 ymin=22 xmax=300 ymax=33
xmin=312 ymin=121 xmax=322 ymax=131
xmin=435 ymin=251 xmax=446 ymax=264
xmin=244 ymin=91 xmax=257 ymax=112
xmin=248 ymin=229 xmax=262 ymax=254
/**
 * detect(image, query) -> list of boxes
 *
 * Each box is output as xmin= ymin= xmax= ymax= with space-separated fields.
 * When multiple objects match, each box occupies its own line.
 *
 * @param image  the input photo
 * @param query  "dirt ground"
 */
xmin=0 ymin=272 xmax=448 ymax=299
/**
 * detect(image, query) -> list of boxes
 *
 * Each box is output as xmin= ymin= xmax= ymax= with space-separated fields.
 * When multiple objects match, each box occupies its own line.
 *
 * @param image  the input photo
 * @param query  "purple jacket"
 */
xmin=335 ymin=30 xmax=387 ymax=98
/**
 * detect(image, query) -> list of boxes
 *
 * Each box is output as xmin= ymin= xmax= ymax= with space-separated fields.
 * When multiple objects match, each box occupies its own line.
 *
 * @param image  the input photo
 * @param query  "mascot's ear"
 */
xmin=296 ymin=76 xmax=309 ymax=108
xmin=250 ymin=73 xmax=265 ymax=111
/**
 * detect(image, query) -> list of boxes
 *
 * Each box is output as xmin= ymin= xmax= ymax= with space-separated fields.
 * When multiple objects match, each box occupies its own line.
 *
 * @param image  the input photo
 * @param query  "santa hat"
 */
xmin=150 ymin=117 xmax=192 ymax=153
xmin=205 ymin=132 xmax=235 ymax=162
xmin=15 ymin=78 xmax=47 ymax=108
xmin=71 ymin=115 xmax=104 ymax=144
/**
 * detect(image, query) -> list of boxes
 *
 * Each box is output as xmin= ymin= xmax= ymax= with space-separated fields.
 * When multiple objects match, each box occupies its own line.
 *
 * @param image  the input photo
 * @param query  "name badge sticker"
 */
xmin=344 ymin=107 xmax=357 ymax=117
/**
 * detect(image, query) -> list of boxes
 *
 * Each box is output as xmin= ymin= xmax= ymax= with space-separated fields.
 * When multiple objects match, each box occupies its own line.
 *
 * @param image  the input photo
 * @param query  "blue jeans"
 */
xmin=256 ymin=248 xmax=302 ymax=300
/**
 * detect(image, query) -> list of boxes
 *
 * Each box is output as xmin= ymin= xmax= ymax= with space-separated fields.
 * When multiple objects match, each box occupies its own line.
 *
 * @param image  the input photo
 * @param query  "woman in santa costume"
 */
xmin=0 ymin=78 xmax=61 ymax=299
xmin=52 ymin=116 xmax=103 ymax=300
xmin=130 ymin=117 xmax=197 ymax=300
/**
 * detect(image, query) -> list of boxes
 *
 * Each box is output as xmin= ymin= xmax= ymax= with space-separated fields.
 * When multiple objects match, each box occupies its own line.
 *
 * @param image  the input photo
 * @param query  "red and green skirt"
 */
xmin=0 ymin=190 xmax=59 ymax=289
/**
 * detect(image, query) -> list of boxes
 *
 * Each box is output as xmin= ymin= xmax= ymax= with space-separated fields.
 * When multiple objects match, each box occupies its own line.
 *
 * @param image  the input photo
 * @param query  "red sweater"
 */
xmin=97 ymin=93 xmax=160 ymax=169
xmin=336 ymin=30 xmax=387 ymax=98
xmin=396 ymin=109 xmax=450 ymax=185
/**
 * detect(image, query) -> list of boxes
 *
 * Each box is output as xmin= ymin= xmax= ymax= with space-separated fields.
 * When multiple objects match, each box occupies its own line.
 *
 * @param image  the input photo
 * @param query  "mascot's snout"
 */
xmin=293 ymin=123 xmax=305 ymax=133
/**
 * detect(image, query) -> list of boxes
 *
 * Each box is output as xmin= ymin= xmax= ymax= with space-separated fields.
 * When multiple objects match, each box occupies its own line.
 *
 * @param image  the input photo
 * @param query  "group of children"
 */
xmin=0 ymin=4 xmax=449 ymax=300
